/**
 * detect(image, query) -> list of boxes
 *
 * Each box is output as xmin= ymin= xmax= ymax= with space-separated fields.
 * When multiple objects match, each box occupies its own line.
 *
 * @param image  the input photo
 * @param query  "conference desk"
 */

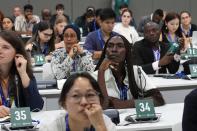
xmin=33 ymin=65 xmax=197 ymax=110
xmin=38 ymin=76 xmax=196 ymax=110
xmin=117 ymin=103 xmax=183 ymax=131
xmin=29 ymin=103 xmax=183 ymax=131
xmin=149 ymin=76 xmax=197 ymax=104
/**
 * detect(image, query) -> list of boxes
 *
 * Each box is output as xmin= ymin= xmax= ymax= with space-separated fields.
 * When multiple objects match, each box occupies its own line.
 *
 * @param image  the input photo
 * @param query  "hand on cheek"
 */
xmin=0 ymin=106 xmax=10 ymax=118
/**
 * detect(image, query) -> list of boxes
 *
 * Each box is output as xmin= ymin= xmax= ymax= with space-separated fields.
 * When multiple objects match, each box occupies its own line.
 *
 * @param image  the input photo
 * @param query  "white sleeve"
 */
xmin=103 ymin=114 xmax=117 ymax=131
xmin=152 ymin=61 xmax=160 ymax=70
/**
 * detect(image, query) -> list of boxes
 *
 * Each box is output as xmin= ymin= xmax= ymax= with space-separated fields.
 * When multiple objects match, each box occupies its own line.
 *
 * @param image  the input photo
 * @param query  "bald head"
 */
xmin=41 ymin=8 xmax=51 ymax=21
xmin=144 ymin=22 xmax=161 ymax=44
xmin=144 ymin=22 xmax=160 ymax=31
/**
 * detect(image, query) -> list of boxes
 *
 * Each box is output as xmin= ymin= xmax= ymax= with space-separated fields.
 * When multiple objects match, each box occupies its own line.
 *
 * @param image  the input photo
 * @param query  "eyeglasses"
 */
xmin=67 ymin=91 xmax=100 ymax=103
xmin=64 ymin=33 xmax=77 ymax=39
xmin=42 ymin=32 xmax=53 ymax=37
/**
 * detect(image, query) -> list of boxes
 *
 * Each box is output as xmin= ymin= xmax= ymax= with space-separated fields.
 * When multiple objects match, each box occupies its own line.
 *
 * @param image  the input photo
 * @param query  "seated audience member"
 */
xmin=51 ymin=25 xmax=95 ymax=80
xmin=32 ymin=8 xmax=52 ymax=35
xmin=41 ymin=72 xmax=116 ymax=131
xmin=161 ymin=12 xmax=191 ymax=74
xmin=94 ymin=34 xmax=165 ymax=109
xmin=180 ymin=11 xmax=197 ymax=74
xmin=75 ymin=6 xmax=96 ymax=36
xmin=161 ymin=12 xmax=183 ymax=44
xmin=50 ymin=3 xmax=70 ymax=27
xmin=14 ymin=4 xmax=40 ymax=35
xmin=0 ymin=31 xmax=44 ymax=118
xmin=2 ymin=17 xmax=15 ymax=31
xmin=137 ymin=9 xmax=164 ymax=36
xmin=54 ymin=15 xmax=68 ymax=49
xmin=41 ymin=8 xmax=52 ymax=22
xmin=133 ymin=22 xmax=181 ymax=74
xmin=182 ymin=89 xmax=197 ymax=131
xmin=88 ymin=8 xmax=102 ymax=32
xmin=0 ymin=10 xmax=5 ymax=31
xmin=115 ymin=3 xmax=137 ymax=29
xmin=180 ymin=11 xmax=197 ymax=37
xmin=84 ymin=8 xmax=118 ymax=61
xmin=12 ymin=6 xmax=22 ymax=21
xmin=25 ymin=21 xmax=55 ymax=62
xmin=113 ymin=9 xmax=140 ymax=44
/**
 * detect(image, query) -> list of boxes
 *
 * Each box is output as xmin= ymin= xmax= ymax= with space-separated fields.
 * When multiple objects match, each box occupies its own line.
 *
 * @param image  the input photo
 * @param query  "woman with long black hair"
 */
xmin=94 ymin=34 xmax=165 ymax=109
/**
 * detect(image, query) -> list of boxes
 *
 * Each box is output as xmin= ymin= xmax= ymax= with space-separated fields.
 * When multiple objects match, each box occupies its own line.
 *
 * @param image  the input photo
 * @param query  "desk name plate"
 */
xmin=135 ymin=99 xmax=156 ymax=119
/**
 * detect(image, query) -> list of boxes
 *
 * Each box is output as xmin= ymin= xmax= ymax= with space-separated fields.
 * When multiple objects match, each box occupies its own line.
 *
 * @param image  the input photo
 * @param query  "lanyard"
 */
xmin=93 ymin=20 xmax=97 ymax=31
xmin=167 ymin=33 xmax=178 ymax=43
xmin=65 ymin=114 xmax=95 ymax=131
xmin=0 ymin=82 xmax=10 ymax=107
xmin=65 ymin=114 xmax=70 ymax=131
xmin=116 ymin=80 xmax=128 ymax=100
xmin=42 ymin=44 xmax=49 ymax=55
xmin=152 ymin=48 xmax=160 ymax=61
xmin=97 ymin=30 xmax=105 ymax=49
xmin=181 ymin=24 xmax=191 ymax=37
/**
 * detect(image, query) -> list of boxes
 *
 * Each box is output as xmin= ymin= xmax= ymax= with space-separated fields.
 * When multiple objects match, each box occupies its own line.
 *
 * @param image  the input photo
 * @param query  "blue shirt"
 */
xmin=83 ymin=29 xmax=118 ymax=53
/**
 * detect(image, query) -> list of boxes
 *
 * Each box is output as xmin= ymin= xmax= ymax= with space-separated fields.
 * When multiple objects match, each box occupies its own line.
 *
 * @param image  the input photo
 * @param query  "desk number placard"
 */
xmin=189 ymin=64 xmax=197 ymax=77
xmin=135 ymin=99 xmax=156 ymax=119
xmin=34 ymin=54 xmax=45 ymax=66
xmin=10 ymin=107 xmax=32 ymax=128
xmin=187 ymin=48 xmax=197 ymax=57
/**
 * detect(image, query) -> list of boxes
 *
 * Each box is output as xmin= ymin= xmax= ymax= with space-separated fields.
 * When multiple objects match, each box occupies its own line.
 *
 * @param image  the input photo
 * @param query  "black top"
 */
xmin=132 ymin=39 xmax=180 ymax=74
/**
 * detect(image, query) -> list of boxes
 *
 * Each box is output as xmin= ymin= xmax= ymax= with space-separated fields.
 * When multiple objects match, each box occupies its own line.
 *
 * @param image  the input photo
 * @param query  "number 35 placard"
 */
xmin=10 ymin=107 xmax=32 ymax=128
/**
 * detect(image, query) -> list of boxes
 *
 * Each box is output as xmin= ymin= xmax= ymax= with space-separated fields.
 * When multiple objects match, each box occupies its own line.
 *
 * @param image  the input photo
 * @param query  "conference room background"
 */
xmin=1 ymin=0 xmax=197 ymax=26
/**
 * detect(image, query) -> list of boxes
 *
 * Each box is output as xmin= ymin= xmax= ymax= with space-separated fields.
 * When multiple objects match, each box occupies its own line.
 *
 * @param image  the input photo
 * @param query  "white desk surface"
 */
xmin=33 ymin=66 xmax=43 ymax=72
xmin=29 ymin=103 xmax=183 ymax=131
xmin=149 ymin=76 xmax=197 ymax=89
xmin=39 ymin=89 xmax=61 ymax=95
xmin=38 ymin=76 xmax=197 ymax=95
xmin=116 ymin=103 xmax=183 ymax=131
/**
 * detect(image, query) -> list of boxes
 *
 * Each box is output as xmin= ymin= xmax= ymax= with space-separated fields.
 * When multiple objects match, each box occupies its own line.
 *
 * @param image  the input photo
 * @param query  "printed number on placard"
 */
xmin=139 ymin=102 xmax=151 ymax=112
xmin=36 ymin=55 xmax=44 ymax=62
xmin=15 ymin=110 xmax=27 ymax=121
xmin=192 ymin=66 xmax=197 ymax=73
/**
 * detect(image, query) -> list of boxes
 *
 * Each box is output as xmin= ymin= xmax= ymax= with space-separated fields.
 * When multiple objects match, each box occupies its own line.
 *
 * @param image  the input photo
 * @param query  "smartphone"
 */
xmin=167 ymin=43 xmax=180 ymax=55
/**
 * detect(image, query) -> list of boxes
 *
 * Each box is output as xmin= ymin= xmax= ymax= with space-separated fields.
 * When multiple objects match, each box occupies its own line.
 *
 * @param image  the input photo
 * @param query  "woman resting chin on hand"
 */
xmin=40 ymin=72 xmax=116 ymax=131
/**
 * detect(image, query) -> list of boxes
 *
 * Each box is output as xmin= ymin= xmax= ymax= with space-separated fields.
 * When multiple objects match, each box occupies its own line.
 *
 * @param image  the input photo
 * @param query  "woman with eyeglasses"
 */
xmin=41 ymin=72 xmax=116 ymax=131
xmin=25 ymin=21 xmax=55 ymax=62
xmin=51 ymin=25 xmax=95 ymax=79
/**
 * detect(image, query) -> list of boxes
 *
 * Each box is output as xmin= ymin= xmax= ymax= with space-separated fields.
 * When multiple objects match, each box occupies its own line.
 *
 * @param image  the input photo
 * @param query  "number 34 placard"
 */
xmin=10 ymin=107 xmax=32 ymax=128
xmin=135 ymin=99 xmax=156 ymax=119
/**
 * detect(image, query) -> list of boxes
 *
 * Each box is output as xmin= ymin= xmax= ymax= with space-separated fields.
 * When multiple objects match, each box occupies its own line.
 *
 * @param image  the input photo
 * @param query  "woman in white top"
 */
xmin=113 ymin=9 xmax=140 ymax=44
xmin=40 ymin=72 xmax=116 ymax=131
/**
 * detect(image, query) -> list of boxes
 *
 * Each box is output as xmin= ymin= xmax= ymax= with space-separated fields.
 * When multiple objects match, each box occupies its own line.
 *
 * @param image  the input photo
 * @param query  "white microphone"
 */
xmin=137 ymin=66 xmax=144 ymax=98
